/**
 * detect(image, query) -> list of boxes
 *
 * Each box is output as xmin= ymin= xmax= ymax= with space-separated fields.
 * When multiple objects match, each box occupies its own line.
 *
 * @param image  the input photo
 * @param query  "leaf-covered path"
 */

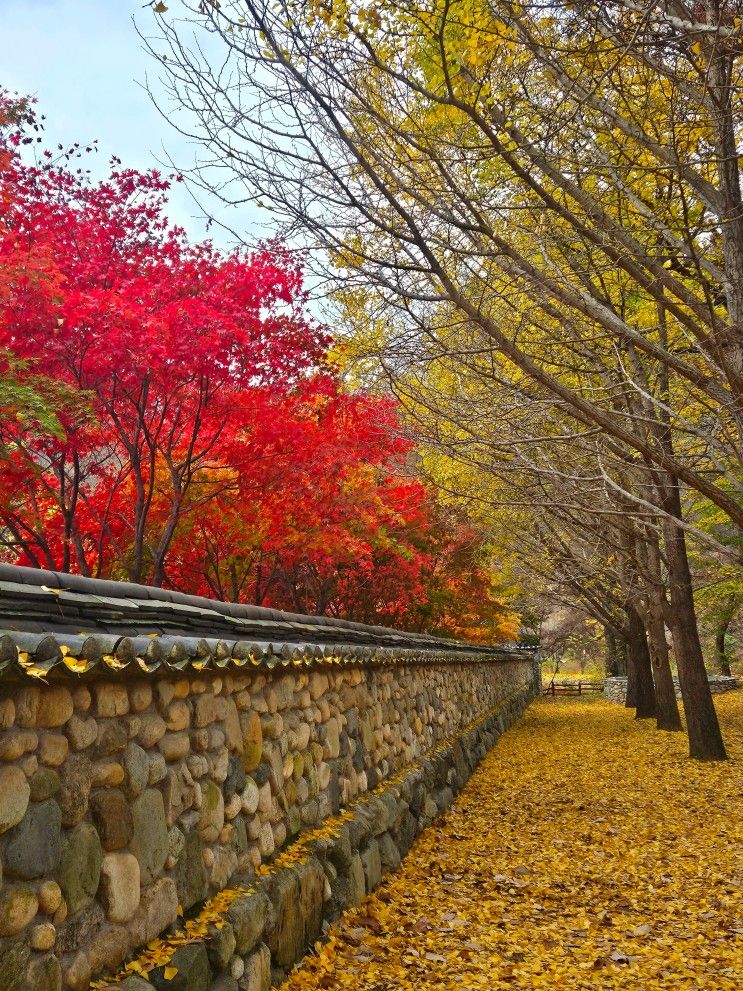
xmin=280 ymin=694 xmax=743 ymax=990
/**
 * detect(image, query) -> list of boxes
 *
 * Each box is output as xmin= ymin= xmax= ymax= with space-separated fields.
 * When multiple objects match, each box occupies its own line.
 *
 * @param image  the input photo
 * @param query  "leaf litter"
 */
xmin=279 ymin=694 xmax=743 ymax=990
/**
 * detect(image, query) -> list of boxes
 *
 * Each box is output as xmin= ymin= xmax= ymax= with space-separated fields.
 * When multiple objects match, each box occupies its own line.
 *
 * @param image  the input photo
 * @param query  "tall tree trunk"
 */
xmin=706 ymin=37 xmax=743 ymax=409
xmin=625 ymin=649 xmax=637 ymax=708
xmin=625 ymin=603 xmax=656 ymax=719
xmin=605 ymin=627 xmax=620 ymax=676
xmin=651 ymin=296 xmax=726 ymax=756
xmin=644 ymin=603 xmax=683 ymax=732
xmin=661 ymin=485 xmax=727 ymax=760
xmin=637 ymin=527 xmax=683 ymax=732
xmin=714 ymin=594 xmax=737 ymax=678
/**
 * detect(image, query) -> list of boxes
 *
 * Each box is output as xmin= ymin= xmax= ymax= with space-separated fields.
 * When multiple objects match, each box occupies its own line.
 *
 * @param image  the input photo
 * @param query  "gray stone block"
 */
xmin=227 ymin=889 xmax=269 ymax=956
xmin=361 ymin=839 xmax=382 ymax=892
xmin=207 ymin=921 xmax=236 ymax=971
xmin=4 ymin=800 xmax=62 ymax=879
xmin=378 ymin=832 xmax=402 ymax=872
xmin=151 ymin=942 xmax=211 ymax=991
xmin=130 ymin=789 xmax=169 ymax=884
xmin=240 ymin=942 xmax=271 ymax=991
xmin=58 ymin=823 xmax=103 ymax=916
xmin=176 ymin=831 xmax=208 ymax=913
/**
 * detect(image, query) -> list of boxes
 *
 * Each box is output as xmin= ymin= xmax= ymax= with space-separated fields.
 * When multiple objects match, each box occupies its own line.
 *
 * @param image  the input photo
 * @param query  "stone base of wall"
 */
xmin=97 ymin=683 xmax=534 ymax=991
xmin=604 ymin=675 xmax=740 ymax=704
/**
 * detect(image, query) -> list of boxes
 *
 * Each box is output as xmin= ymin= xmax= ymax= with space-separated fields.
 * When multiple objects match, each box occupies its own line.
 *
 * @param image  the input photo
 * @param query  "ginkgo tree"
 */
xmin=149 ymin=0 xmax=743 ymax=758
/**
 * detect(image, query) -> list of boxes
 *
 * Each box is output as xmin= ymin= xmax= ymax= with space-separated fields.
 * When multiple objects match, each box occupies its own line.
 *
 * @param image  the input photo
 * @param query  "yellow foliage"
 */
xmin=280 ymin=695 xmax=743 ymax=990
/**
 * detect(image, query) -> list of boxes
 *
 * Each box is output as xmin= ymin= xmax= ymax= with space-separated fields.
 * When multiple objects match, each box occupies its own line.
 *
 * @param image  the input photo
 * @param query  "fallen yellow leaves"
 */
xmin=91 ymin=688 xmax=528 ymax=988
xmin=280 ymin=693 xmax=743 ymax=991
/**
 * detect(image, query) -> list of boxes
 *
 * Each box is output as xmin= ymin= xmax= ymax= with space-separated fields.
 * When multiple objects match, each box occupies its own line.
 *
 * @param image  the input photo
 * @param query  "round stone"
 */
xmin=37 ymin=880 xmax=63 ymax=915
xmin=123 ymin=743 xmax=150 ymax=798
xmin=36 ymin=686 xmax=73 ymax=728
xmin=241 ymin=779 xmax=260 ymax=815
xmin=95 ymin=720 xmax=129 ymax=756
xmin=137 ymin=713 xmax=167 ymax=748
xmin=0 ymin=697 xmax=15 ymax=729
xmin=58 ymin=822 xmax=103 ymax=915
xmin=30 ymin=921 xmax=57 ymax=951
xmin=148 ymin=753 xmax=167 ymax=785
xmin=4 ymin=798 xmax=62 ymax=879
xmin=53 ymin=900 xmax=68 ymax=926
xmin=58 ymin=753 xmax=92 ymax=826
xmin=0 ymin=766 xmax=30 ymax=834
xmin=95 ymin=683 xmax=129 ymax=718
xmin=64 ymin=951 xmax=92 ymax=991
xmin=165 ymin=700 xmax=190 ymax=732
xmin=90 ymin=789 xmax=134 ymax=851
xmin=240 ymin=711 xmax=263 ymax=772
xmin=19 ymin=754 xmax=38 ymax=777
xmin=130 ymin=789 xmax=169 ymax=884
xmin=66 ymin=714 xmax=98 ymax=750
xmin=224 ymin=794 xmax=242 ymax=821
xmin=38 ymin=732 xmax=69 ymax=767
xmin=99 ymin=852 xmax=141 ymax=923
xmin=72 ymin=685 xmax=91 ymax=711
xmin=92 ymin=759 xmax=125 ymax=787
xmin=14 ymin=687 xmax=40 ymax=727
xmin=0 ymin=886 xmax=39 ymax=936
xmin=28 ymin=767 xmax=60 ymax=802
xmin=129 ymin=682 xmax=153 ymax=713
xmin=26 ymin=954 xmax=62 ymax=991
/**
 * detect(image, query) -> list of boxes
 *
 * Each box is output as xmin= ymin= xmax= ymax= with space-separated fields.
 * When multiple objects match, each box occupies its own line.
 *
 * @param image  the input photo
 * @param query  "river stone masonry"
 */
xmin=0 ymin=565 xmax=537 ymax=990
xmin=87 ymin=682 xmax=535 ymax=991
xmin=604 ymin=674 xmax=739 ymax=703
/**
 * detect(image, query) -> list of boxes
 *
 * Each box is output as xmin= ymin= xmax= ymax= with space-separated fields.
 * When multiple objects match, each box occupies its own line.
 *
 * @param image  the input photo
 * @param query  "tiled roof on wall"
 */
xmin=0 ymin=564 xmax=525 ymax=681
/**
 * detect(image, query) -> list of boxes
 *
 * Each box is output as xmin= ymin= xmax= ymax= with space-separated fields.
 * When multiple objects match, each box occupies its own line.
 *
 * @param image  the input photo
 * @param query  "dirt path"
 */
xmin=279 ymin=694 xmax=743 ymax=990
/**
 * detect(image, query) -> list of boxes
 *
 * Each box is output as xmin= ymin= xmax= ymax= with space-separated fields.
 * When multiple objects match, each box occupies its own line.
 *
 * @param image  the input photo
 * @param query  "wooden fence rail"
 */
xmin=543 ymin=680 xmax=605 ymax=697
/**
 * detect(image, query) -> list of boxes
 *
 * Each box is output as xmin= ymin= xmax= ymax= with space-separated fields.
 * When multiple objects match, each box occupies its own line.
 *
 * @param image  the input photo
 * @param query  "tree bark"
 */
xmin=714 ymin=594 xmax=737 ymax=678
xmin=644 ymin=603 xmax=683 ymax=732
xmin=625 ymin=648 xmax=637 ymax=708
xmin=605 ymin=627 xmax=621 ymax=676
xmin=661 ymin=484 xmax=727 ymax=760
xmin=625 ymin=603 xmax=656 ymax=719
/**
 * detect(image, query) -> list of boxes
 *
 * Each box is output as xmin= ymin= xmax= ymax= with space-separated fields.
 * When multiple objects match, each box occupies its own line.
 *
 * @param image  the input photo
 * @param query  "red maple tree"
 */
xmin=0 ymin=97 xmax=516 ymax=639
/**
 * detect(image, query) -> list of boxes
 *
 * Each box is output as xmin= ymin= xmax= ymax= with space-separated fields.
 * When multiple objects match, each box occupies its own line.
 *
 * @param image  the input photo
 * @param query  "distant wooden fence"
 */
xmin=543 ymin=680 xmax=605 ymax=697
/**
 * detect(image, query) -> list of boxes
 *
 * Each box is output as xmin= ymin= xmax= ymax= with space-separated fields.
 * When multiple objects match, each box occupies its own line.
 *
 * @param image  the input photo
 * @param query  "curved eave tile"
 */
xmin=0 ymin=628 xmax=530 ymax=685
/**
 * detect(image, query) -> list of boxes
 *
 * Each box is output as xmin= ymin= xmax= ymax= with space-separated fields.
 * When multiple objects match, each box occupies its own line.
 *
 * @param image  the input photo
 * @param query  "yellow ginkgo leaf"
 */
xmin=64 ymin=656 xmax=89 ymax=673
xmin=163 ymin=965 xmax=179 ymax=980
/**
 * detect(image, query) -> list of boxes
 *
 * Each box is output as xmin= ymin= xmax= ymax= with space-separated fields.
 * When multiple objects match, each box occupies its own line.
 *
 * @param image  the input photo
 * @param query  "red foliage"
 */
xmin=0 ymin=104 xmax=515 ymax=639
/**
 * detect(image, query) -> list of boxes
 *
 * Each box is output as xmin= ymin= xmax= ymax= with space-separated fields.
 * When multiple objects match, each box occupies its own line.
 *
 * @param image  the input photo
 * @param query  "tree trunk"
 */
xmin=605 ymin=627 xmax=620 ymax=676
xmin=644 ymin=604 xmax=683 ymax=732
xmin=625 ymin=649 xmax=637 ymax=708
xmin=714 ymin=594 xmax=737 ymax=677
xmin=661 ymin=486 xmax=727 ymax=760
xmin=625 ymin=603 xmax=656 ymax=719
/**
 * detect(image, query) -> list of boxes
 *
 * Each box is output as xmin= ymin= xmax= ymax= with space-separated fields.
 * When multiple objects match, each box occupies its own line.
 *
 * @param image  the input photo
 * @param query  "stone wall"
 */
xmin=604 ymin=674 xmax=740 ymax=704
xmin=0 ymin=654 xmax=536 ymax=991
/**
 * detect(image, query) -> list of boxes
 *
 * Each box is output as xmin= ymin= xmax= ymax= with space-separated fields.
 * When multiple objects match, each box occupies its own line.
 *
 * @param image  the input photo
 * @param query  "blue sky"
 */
xmin=1 ymin=0 xmax=257 ymax=248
